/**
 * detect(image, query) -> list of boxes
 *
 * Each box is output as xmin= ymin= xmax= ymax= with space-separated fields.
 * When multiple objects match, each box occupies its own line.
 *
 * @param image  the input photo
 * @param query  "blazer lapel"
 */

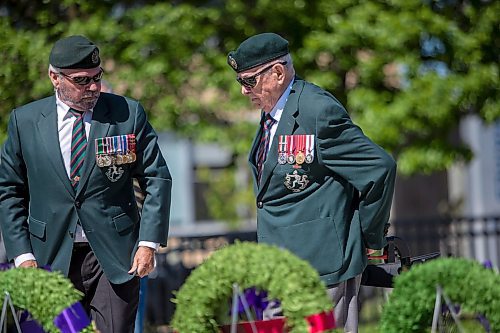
xmin=257 ymin=79 xmax=304 ymax=198
xmin=76 ymin=98 xmax=111 ymax=196
xmin=37 ymin=96 xmax=75 ymax=196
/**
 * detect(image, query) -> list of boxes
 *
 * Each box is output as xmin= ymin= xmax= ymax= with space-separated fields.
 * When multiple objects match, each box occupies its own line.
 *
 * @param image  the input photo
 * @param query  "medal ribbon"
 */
xmin=121 ymin=135 xmax=128 ymax=153
xmin=298 ymin=135 xmax=305 ymax=155
xmin=306 ymin=135 xmax=313 ymax=155
xmin=128 ymin=134 xmax=136 ymax=153
xmin=95 ymin=138 xmax=104 ymax=155
xmin=287 ymin=135 xmax=294 ymax=160
xmin=106 ymin=137 xmax=112 ymax=154
xmin=113 ymin=136 xmax=119 ymax=155
xmin=278 ymin=135 xmax=286 ymax=154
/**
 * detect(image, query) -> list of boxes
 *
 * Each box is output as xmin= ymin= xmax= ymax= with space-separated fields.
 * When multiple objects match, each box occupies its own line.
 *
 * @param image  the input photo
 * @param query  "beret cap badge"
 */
xmin=91 ymin=49 xmax=99 ymax=65
xmin=228 ymin=55 xmax=238 ymax=70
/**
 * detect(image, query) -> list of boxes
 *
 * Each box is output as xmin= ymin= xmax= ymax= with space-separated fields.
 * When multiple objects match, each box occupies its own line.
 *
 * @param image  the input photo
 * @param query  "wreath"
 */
xmin=380 ymin=257 xmax=500 ymax=332
xmin=171 ymin=241 xmax=334 ymax=333
xmin=0 ymin=267 xmax=95 ymax=333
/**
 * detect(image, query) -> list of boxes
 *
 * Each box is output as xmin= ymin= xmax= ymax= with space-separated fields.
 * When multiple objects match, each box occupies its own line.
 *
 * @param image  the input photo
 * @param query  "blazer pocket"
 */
xmin=277 ymin=217 xmax=343 ymax=275
xmin=112 ymin=213 xmax=135 ymax=234
xmin=28 ymin=216 xmax=46 ymax=239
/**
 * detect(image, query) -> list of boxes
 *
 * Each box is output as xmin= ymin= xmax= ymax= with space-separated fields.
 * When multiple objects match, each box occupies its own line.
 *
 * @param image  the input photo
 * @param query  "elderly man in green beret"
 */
xmin=227 ymin=33 xmax=396 ymax=332
xmin=0 ymin=35 xmax=172 ymax=332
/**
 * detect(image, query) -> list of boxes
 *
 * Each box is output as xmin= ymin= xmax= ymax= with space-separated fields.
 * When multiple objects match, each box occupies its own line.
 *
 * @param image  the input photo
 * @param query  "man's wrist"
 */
xmin=138 ymin=241 xmax=159 ymax=251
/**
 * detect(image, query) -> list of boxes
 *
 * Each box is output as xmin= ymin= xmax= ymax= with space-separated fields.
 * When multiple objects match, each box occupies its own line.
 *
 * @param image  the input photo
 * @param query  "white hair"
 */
xmin=277 ymin=53 xmax=295 ymax=77
xmin=48 ymin=64 xmax=62 ymax=75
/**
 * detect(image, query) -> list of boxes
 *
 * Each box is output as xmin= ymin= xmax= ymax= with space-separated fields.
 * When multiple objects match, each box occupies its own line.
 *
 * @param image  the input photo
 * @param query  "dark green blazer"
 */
xmin=250 ymin=78 xmax=396 ymax=286
xmin=0 ymin=93 xmax=172 ymax=284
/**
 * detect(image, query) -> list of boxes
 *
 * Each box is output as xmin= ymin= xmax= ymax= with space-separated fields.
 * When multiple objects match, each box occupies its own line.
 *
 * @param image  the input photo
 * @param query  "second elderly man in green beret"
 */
xmin=227 ymin=33 xmax=396 ymax=332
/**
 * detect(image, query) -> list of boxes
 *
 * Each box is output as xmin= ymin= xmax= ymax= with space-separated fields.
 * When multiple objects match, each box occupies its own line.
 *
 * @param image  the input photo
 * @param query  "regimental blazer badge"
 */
xmin=277 ymin=134 xmax=315 ymax=168
xmin=105 ymin=164 xmax=124 ymax=182
xmin=284 ymin=170 xmax=309 ymax=192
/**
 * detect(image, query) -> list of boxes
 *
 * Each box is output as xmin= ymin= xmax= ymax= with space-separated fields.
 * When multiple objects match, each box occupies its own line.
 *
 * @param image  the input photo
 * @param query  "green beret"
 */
xmin=49 ymin=35 xmax=100 ymax=69
xmin=227 ymin=33 xmax=289 ymax=73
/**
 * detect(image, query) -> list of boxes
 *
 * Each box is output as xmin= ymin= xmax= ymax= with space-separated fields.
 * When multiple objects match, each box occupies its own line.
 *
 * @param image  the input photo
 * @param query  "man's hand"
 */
xmin=128 ymin=246 xmax=155 ymax=278
xmin=19 ymin=260 xmax=37 ymax=268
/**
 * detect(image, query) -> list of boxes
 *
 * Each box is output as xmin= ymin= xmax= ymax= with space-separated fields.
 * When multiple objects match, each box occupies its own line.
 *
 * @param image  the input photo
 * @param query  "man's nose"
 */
xmin=241 ymin=85 xmax=251 ymax=95
xmin=88 ymin=81 xmax=101 ymax=91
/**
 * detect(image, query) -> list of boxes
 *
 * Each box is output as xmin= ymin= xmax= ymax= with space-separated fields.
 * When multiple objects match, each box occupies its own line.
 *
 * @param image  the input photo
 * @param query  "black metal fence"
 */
xmin=393 ymin=215 xmax=500 ymax=267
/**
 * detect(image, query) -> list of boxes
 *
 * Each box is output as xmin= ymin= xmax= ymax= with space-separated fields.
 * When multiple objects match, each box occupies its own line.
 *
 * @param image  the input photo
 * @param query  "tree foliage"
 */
xmin=0 ymin=0 xmax=498 ymax=218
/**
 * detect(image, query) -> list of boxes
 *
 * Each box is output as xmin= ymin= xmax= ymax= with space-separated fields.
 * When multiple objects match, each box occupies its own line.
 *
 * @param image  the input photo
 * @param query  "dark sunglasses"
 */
xmin=236 ymin=61 xmax=287 ymax=88
xmin=58 ymin=69 xmax=104 ymax=86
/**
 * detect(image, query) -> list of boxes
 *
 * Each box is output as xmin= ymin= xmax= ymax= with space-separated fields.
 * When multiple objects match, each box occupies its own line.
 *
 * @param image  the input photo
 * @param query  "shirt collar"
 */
xmin=268 ymin=79 xmax=294 ymax=122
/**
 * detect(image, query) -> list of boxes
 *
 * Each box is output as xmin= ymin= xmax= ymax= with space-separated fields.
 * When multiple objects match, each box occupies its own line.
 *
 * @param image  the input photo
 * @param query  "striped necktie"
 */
xmin=256 ymin=113 xmax=276 ymax=185
xmin=69 ymin=108 xmax=87 ymax=190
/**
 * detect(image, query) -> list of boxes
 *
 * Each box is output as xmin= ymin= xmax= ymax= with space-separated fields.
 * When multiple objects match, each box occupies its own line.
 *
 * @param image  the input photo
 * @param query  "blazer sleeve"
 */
xmin=0 ymin=110 xmax=32 ymax=259
xmin=130 ymin=102 xmax=172 ymax=246
xmin=316 ymin=101 xmax=397 ymax=249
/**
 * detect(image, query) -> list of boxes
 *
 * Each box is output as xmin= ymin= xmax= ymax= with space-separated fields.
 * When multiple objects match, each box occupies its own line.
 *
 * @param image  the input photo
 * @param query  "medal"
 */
xmin=95 ymin=138 xmax=108 ymax=168
xmin=305 ymin=135 xmax=314 ymax=164
xmin=96 ymin=154 xmax=105 ymax=167
xmin=128 ymin=134 xmax=137 ymax=163
xmin=295 ymin=135 xmax=306 ymax=166
xmin=115 ymin=154 xmax=124 ymax=165
xmin=102 ymin=155 xmax=112 ymax=167
xmin=278 ymin=153 xmax=287 ymax=165
xmin=286 ymin=135 xmax=295 ymax=164
xmin=278 ymin=135 xmax=287 ymax=164
xmin=296 ymin=151 xmax=305 ymax=165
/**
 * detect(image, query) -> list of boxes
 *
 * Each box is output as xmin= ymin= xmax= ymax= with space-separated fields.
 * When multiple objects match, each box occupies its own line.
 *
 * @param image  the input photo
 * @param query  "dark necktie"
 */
xmin=256 ymin=113 xmax=276 ymax=184
xmin=69 ymin=108 xmax=87 ymax=190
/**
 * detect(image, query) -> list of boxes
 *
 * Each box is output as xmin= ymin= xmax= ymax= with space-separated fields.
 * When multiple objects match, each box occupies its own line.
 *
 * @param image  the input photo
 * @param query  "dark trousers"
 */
xmin=69 ymin=244 xmax=139 ymax=333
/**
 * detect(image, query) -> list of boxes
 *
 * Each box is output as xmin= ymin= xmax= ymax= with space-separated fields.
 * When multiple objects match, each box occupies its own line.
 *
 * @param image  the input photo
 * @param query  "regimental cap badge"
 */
xmin=91 ymin=49 xmax=99 ymax=64
xmin=228 ymin=55 xmax=238 ymax=70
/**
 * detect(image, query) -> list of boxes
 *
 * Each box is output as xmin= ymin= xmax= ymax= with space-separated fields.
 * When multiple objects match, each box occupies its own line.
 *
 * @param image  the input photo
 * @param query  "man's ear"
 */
xmin=48 ymin=70 xmax=60 ymax=89
xmin=275 ymin=63 xmax=287 ymax=85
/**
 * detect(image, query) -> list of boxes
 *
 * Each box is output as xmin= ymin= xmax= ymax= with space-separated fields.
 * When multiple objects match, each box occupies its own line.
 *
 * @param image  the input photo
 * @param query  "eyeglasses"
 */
xmin=236 ymin=61 xmax=287 ymax=89
xmin=58 ymin=69 xmax=104 ymax=86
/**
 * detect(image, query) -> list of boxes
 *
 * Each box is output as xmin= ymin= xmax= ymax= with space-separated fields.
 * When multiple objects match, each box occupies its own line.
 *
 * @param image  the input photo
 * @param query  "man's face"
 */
xmin=237 ymin=61 xmax=286 ymax=113
xmin=49 ymin=67 xmax=102 ymax=111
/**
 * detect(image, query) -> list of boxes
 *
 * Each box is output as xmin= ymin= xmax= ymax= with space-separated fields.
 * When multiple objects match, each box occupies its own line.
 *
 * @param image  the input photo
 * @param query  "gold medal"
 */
xmin=129 ymin=152 xmax=137 ymax=162
xmin=296 ymin=151 xmax=305 ymax=165
xmin=115 ymin=154 xmax=123 ymax=165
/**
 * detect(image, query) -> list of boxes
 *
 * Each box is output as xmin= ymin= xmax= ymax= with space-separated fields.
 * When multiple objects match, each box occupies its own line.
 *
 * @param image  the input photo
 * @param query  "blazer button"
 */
xmin=75 ymin=200 xmax=81 ymax=209
xmin=257 ymin=201 xmax=263 ymax=209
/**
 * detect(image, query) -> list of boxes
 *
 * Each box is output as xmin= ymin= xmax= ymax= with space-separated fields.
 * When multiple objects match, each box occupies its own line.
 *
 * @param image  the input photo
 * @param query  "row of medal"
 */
xmin=278 ymin=134 xmax=315 ymax=166
xmin=95 ymin=134 xmax=136 ymax=167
